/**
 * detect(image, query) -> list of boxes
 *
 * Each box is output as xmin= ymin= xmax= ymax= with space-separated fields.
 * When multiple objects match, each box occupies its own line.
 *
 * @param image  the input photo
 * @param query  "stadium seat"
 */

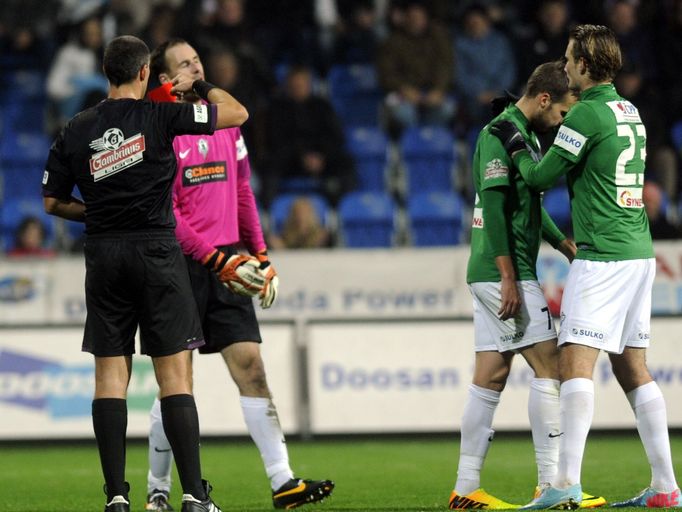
xmin=408 ymin=191 xmax=464 ymax=246
xmin=0 ymin=131 xmax=52 ymax=166
xmin=337 ymin=191 xmax=396 ymax=247
xmin=345 ymin=126 xmax=390 ymax=191
xmin=269 ymin=193 xmax=331 ymax=235
xmin=0 ymin=197 xmax=56 ymax=251
xmin=1 ymin=165 xmax=45 ymax=200
xmin=277 ymin=176 xmax=322 ymax=196
xmin=543 ymin=186 xmax=571 ymax=232
xmin=400 ymin=126 xmax=456 ymax=194
xmin=6 ymin=70 xmax=46 ymax=103
xmin=671 ymin=120 xmax=682 ymax=153
xmin=328 ymin=64 xmax=383 ymax=127
xmin=1 ymin=100 xmax=46 ymax=134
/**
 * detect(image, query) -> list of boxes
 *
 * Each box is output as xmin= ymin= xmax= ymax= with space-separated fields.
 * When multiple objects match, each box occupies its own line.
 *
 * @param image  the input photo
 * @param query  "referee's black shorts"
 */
xmin=82 ymin=230 xmax=205 ymax=357
xmin=188 ymin=245 xmax=262 ymax=354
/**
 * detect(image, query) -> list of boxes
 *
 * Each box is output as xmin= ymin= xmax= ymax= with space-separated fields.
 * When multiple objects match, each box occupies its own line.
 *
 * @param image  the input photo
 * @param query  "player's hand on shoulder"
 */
xmin=490 ymin=120 xmax=527 ymax=156
xmin=558 ymin=238 xmax=577 ymax=263
xmin=254 ymin=249 xmax=279 ymax=309
xmin=202 ymin=250 xmax=265 ymax=297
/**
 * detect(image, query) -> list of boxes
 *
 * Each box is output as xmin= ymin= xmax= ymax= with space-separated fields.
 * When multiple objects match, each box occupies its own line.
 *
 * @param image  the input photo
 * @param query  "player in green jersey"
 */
xmin=492 ymin=25 xmax=680 ymax=509
xmin=449 ymin=61 xmax=605 ymax=510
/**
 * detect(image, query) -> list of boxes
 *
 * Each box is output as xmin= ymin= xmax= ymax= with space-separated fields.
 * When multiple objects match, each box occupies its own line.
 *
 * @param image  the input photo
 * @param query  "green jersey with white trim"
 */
xmin=467 ymin=105 xmax=562 ymax=283
xmin=514 ymin=83 xmax=653 ymax=261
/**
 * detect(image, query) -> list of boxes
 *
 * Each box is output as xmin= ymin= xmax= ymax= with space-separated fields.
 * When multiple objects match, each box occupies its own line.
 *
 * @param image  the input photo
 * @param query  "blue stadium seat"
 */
xmin=543 ymin=186 xmax=571 ymax=231
xmin=328 ymin=64 xmax=383 ymax=127
xmin=338 ymin=191 xmax=396 ymax=247
xmin=1 ymin=101 xmax=46 ymax=134
xmin=0 ymin=132 xmax=52 ymax=166
xmin=269 ymin=193 xmax=330 ymax=235
xmin=5 ymin=70 xmax=46 ymax=103
xmin=408 ymin=191 xmax=464 ymax=246
xmin=0 ymin=197 xmax=56 ymax=251
xmin=671 ymin=120 xmax=682 ymax=153
xmin=400 ymin=126 xmax=456 ymax=193
xmin=345 ymin=126 xmax=390 ymax=191
xmin=1 ymin=165 xmax=45 ymax=200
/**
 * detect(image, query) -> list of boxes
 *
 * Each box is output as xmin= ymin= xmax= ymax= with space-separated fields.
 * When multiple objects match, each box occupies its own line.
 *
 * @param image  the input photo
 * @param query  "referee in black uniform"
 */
xmin=42 ymin=35 xmax=248 ymax=512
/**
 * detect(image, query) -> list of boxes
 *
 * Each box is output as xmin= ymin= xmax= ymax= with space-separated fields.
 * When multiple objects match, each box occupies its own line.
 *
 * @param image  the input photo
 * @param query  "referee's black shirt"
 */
xmin=42 ymin=99 xmax=217 ymax=234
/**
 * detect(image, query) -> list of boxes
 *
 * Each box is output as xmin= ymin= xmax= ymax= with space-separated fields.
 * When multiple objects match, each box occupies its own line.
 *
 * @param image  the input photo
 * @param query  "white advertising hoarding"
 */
xmin=0 ymin=325 xmax=299 ymax=439
xmin=307 ymin=318 xmax=682 ymax=433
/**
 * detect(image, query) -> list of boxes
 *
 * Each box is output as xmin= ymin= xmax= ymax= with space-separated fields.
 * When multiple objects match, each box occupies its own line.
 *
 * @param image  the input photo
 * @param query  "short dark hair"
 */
xmin=569 ymin=24 xmax=622 ymax=82
xmin=103 ymin=36 xmax=150 ymax=86
xmin=524 ymin=60 xmax=571 ymax=101
xmin=150 ymin=37 xmax=189 ymax=79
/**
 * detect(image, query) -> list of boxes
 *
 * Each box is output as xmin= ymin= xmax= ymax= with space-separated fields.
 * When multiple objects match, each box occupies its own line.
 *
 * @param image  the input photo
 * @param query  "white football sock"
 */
xmin=554 ymin=378 xmax=594 ymax=488
xmin=529 ymin=378 xmax=560 ymax=487
xmin=627 ymin=381 xmax=679 ymax=493
xmin=148 ymin=397 xmax=173 ymax=494
xmin=241 ymin=396 xmax=294 ymax=491
xmin=455 ymin=384 xmax=500 ymax=495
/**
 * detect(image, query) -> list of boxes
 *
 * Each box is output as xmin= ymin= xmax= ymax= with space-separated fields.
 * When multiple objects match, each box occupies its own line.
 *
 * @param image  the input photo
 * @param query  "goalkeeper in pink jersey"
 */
xmin=144 ymin=38 xmax=334 ymax=511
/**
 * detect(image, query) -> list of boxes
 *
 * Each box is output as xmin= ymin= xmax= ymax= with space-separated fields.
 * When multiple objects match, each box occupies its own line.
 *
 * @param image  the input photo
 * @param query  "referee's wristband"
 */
xmin=192 ymin=80 xmax=218 ymax=101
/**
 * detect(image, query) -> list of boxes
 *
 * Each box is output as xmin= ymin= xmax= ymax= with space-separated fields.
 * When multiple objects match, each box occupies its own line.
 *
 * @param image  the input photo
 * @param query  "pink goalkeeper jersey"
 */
xmin=172 ymin=127 xmax=266 ymax=262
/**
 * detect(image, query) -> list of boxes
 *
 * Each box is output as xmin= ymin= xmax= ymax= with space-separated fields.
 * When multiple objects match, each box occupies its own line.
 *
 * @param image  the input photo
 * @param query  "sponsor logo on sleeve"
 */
xmin=236 ymin=135 xmax=248 ymax=161
xmin=553 ymin=125 xmax=587 ymax=156
xmin=472 ymin=207 xmax=484 ymax=229
xmin=193 ymin=104 xmax=208 ymax=123
xmin=182 ymin=161 xmax=227 ymax=186
xmin=88 ymin=128 xmax=145 ymax=181
xmin=42 ymin=170 xmax=48 ymax=185
xmin=617 ymin=187 xmax=643 ymax=208
xmin=607 ymin=100 xmax=642 ymax=123
xmin=484 ymin=158 xmax=508 ymax=180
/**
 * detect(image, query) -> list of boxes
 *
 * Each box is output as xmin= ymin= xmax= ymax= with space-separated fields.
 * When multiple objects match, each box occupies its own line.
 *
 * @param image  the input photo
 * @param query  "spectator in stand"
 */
xmin=138 ymin=4 xmax=179 ymax=53
xmin=643 ymin=181 xmax=682 ymax=240
xmin=193 ymin=0 xmax=273 ymax=122
xmin=515 ymin=0 xmax=571 ymax=92
xmin=262 ymin=65 xmax=357 ymax=207
xmin=206 ymin=46 xmax=272 ymax=161
xmin=7 ymin=216 xmax=55 ymax=258
xmin=657 ymin=0 xmax=682 ymax=148
xmin=454 ymin=3 xmax=517 ymax=130
xmin=46 ymin=16 xmax=108 ymax=128
xmin=376 ymin=0 xmax=454 ymax=137
xmin=332 ymin=0 xmax=384 ymax=65
xmin=268 ymin=197 xmax=332 ymax=249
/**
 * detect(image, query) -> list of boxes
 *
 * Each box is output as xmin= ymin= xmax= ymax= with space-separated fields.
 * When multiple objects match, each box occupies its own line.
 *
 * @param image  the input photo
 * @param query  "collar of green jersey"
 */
xmin=580 ymin=82 xmax=616 ymax=100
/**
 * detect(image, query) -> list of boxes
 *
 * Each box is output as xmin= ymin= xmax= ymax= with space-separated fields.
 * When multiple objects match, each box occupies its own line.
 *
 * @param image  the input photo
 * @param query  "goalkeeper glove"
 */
xmin=202 ymin=250 xmax=265 ymax=297
xmin=489 ymin=120 xmax=527 ymax=156
xmin=254 ymin=249 xmax=279 ymax=309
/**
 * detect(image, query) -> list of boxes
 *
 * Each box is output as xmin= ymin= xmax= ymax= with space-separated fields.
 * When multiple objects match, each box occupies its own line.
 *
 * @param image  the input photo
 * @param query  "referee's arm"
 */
xmin=171 ymin=76 xmax=248 ymax=129
xmin=44 ymin=195 xmax=86 ymax=222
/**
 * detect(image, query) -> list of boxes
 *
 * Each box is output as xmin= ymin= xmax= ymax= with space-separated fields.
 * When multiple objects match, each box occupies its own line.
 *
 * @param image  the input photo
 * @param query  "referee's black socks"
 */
xmin=92 ymin=398 xmax=128 ymax=501
xmin=161 ymin=394 xmax=207 ymax=500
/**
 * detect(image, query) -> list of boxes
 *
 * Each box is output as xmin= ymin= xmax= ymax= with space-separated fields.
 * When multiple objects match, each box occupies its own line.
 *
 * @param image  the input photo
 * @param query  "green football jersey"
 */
xmin=515 ymin=84 xmax=654 ymax=261
xmin=467 ymin=105 xmax=552 ymax=283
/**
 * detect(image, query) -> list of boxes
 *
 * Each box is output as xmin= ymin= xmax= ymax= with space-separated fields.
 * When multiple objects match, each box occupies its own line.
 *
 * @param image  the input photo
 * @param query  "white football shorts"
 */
xmin=470 ymin=280 xmax=556 ymax=353
xmin=558 ymin=258 xmax=655 ymax=354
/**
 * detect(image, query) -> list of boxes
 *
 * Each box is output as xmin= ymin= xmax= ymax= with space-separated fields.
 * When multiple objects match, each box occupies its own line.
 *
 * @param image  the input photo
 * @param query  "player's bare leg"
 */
xmin=609 ymin=348 xmax=680 ymax=507
xmin=223 ymin=342 xmax=334 ymax=508
xmin=152 ymin=351 xmax=221 ymax=512
xmin=450 ymin=351 xmax=519 ymax=509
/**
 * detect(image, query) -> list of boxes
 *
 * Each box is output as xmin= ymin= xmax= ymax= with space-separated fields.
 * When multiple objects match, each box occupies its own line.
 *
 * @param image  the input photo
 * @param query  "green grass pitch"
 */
xmin=1 ymin=432 xmax=680 ymax=511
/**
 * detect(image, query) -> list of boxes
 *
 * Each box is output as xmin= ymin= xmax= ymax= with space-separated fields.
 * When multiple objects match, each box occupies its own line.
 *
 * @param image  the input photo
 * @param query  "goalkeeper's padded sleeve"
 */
xmin=480 ymin=187 xmax=511 ymax=258
xmin=540 ymin=207 xmax=566 ymax=248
